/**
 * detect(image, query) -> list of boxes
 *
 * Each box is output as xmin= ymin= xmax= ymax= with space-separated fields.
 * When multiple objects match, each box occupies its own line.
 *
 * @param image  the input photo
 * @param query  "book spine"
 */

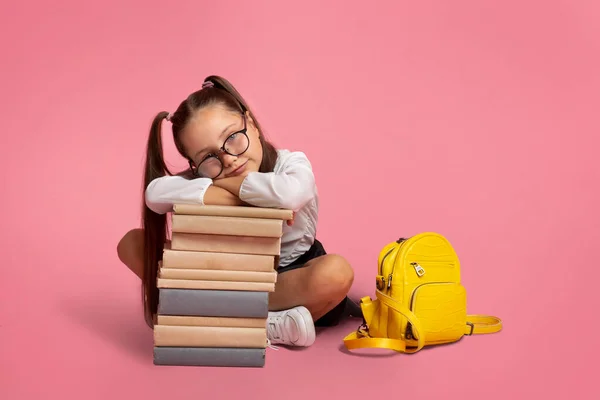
xmin=171 ymin=214 xmax=283 ymax=238
xmin=161 ymin=249 xmax=275 ymax=271
xmin=153 ymin=325 xmax=267 ymax=348
xmin=157 ymin=278 xmax=275 ymax=292
xmin=173 ymin=204 xmax=293 ymax=220
xmin=157 ymin=315 xmax=266 ymax=328
xmin=170 ymin=232 xmax=281 ymax=256
xmin=158 ymin=289 xmax=269 ymax=318
xmin=153 ymin=347 xmax=265 ymax=367
xmin=158 ymin=268 xmax=278 ymax=283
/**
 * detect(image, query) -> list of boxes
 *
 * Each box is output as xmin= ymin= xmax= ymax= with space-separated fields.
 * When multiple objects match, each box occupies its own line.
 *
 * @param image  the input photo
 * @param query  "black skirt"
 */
xmin=277 ymin=239 xmax=348 ymax=327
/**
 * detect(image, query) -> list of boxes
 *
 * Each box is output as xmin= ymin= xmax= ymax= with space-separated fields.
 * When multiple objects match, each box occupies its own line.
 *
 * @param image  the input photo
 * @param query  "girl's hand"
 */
xmin=203 ymin=186 xmax=246 ymax=206
xmin=287 ymin=211 xmax=296 ymax=226
xmin=212 ymin=175 xmax=247 ymax=196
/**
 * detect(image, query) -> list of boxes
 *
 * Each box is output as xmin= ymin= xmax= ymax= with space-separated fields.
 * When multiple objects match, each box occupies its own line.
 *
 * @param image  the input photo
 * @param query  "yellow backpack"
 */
xmin=343 ymin=232 xmax=502 ymax=353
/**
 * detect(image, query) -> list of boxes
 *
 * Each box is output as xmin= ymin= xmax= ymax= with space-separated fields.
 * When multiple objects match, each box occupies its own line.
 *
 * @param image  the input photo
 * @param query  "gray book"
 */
xmin=154 ymin=347 xmax=265 ymax=367
xmin=158 ymin=289 xmax=268 ymax=318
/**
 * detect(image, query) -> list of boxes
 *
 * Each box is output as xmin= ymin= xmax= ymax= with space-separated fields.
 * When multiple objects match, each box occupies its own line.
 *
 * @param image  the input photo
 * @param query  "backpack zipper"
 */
xmin=405 ymin=282 xmax=436 ymax=340
xmin=379 ymin=238 xmax=406 ymax=288
xmin=411 ymin=262 xmax=426 ymax=277
xmin=405 ymin=281 xmax=454 ymax=339
xmin=410 ymin=261 xmax=455 ymax=277
xmin=378 ymin=238 xmax=405 ymax=276
xmin=389 ymin=238 xmax=410 ymax=288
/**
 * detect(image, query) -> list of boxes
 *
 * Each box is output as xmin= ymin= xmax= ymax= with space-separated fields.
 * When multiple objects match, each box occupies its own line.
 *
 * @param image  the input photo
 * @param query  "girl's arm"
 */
xmin=214 ymin=151 xmax=316 ymax=211
xmin=203 ymin=186 xmax=247 ymax=206
xmin=145 ymin=175 xmax=245 ymax=215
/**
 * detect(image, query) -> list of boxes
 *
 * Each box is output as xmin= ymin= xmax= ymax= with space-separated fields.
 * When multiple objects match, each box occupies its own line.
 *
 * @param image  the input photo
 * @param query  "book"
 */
xmin=173 ymin=204 xmax=293 ymax=220
xmin=170 ymin=232 xmax=281 ymax=256
xmin=153 ymin=347 xmax=266 ymax=367
xmin=154 ymin=325 xmax=267 ymax=348
xmin=157 ymin=315 xmax=266 ymax=328
xmin=157 ymin=278 xmax=275 ymax=292
xmin=158 ymin=267 xmax=278 ymax=283
xmin=152 ymin=204 xmax=291 ymax=368
xmin=172 ymin=214 xmax=284 ymax=238
xmin=161 ymin=249 xmax=275 ymax=272
xmin=157 ymin=289 xmax=269 ymax=318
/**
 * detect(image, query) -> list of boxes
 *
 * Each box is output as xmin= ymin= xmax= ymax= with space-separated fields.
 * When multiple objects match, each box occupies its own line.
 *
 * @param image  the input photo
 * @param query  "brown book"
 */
xmin=170 ymin=232 xmax=281 ymax=256
xmin=154 ymin=325 xmax=267 ymax=348
xmin=161 ymin=249 xmax=275 ymax=272
xmin=157 ymin=278 xmax=276 ymax=292
xmin=157 ymin=315 xmax=266 ymax=328
xmin=171 ymin=214 xmax=283 ymax=238
xmin=173 ymin=204 xmax=293 ymax=220
xmin=159 ymin=267 xmax=278 ymax=283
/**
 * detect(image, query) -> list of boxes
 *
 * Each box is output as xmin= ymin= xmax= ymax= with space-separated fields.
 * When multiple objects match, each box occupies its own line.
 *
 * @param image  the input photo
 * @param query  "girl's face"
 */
xmin=180 ymin=104 xmax=263 ymax=180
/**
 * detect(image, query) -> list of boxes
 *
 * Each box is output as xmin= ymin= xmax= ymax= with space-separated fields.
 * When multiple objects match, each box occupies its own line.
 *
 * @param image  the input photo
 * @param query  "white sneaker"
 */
xmin=266 ymin=306 xmax=316 ymax=347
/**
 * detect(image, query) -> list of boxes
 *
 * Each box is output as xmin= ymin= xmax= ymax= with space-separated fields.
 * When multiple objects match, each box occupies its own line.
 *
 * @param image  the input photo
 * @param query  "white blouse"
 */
xmin=145 ymin=149 xmax=319 ymax=267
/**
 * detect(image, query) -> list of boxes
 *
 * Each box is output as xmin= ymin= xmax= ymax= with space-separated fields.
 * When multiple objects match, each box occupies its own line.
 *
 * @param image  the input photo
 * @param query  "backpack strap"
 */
xmin=342 ymin=331 xmax=409 ymax=352
xmin=465 ymin=314 xmax=502 ymax=335
xmin=342 ymin=295 xmax=503 ymax=352
xmin=342 ymin=290 xmax=425 ymax=353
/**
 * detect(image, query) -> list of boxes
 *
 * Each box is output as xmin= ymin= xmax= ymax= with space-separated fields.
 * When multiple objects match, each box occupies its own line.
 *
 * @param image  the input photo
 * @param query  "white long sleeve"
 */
xmin=145 ymin=175 xmax=213 ymax=214
xmin=143 ymin=149 xmax=320 ymax=268
xmin=239 ymin=150 xmax=317 ymax=211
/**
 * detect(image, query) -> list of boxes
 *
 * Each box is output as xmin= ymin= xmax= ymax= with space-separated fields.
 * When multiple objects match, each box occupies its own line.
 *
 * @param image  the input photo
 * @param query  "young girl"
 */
xmin=117 ymin=75 xmax=355 ymax=347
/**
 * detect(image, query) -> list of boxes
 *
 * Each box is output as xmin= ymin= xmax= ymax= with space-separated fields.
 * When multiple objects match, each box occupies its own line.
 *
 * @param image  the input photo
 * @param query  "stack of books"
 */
xmin=152 ymin=204 xmax=293 ymax=368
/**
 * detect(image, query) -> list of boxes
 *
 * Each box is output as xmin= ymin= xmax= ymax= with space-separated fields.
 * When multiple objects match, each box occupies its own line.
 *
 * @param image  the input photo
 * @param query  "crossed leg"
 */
xmin=116 ymin=228 xmax=354 ymax=322
xmin=269 ymin=255 xmax=354 ymax=322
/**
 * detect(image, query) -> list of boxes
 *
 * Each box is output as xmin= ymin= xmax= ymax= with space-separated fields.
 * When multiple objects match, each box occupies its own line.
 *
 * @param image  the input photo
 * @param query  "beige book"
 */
xmin=171 ymin=214 xmax=283 ymax=238
xmin=159 ymin=267 xmax=277 ymax=283
xmin=173 ymin=204 xmax=293 ymax=220
xmin=161 ymin=249 xmax=275 ymax=272
xmin=157 ymin=278 xmax=276 ymax=292
xmin=154 ymin=325 xmax=267 ymax=348
xmin=170 ymin=232 xmax=281 ymax=256
xmin=157 ymin=315 xmax=266 ymax=328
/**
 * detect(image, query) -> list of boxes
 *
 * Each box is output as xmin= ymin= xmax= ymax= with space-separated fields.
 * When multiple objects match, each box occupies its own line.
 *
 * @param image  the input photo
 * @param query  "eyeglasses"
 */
xmin=189 ymin=115 xmax=250 ymax=179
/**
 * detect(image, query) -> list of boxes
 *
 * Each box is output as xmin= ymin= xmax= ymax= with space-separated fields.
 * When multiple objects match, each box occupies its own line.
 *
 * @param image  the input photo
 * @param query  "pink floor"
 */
xmin=3 ymin=281 xmax=509 ymax=398
xmin=0 ymin=249 xmax=589 ymax=399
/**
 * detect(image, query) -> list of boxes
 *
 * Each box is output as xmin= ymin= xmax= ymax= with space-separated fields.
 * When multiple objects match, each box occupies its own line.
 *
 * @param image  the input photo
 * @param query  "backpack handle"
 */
xmin=465 ymin=314 xmax=503 ymax=335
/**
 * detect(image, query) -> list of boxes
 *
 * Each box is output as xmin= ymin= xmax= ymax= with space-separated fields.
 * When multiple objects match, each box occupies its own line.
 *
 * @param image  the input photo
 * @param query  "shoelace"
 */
xmin=266 ymin=315 xmax=288 ymax=346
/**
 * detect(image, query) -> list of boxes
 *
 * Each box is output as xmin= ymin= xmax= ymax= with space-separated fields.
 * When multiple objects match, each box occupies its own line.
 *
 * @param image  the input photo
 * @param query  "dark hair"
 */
xmin=141 ymin=75 xmax=278 ymax=327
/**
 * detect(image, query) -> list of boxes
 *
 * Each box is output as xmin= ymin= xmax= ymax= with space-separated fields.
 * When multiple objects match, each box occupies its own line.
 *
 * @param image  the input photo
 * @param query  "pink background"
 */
xmin=1 ymin=0 xmax=598 ymax=398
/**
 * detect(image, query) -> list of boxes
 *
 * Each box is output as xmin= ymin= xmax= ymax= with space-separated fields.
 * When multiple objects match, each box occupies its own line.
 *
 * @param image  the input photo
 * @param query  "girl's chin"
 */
xmin=239 ymin=160 xmax=260 ymax=175
xmin=217 ymin=160 xmax=258 ymax=179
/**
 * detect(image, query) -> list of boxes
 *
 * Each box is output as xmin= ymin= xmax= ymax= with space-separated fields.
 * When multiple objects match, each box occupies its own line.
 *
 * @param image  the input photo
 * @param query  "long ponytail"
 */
xmin=141 ymin=111 xmax=172 ymax=328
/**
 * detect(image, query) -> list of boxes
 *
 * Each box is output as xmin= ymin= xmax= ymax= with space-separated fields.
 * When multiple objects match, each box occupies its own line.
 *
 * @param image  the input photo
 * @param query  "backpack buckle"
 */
xmin=466 ymin=322 xmax=474 ymax=335
xmin=357 ymin=322 xmax=369 ymax=337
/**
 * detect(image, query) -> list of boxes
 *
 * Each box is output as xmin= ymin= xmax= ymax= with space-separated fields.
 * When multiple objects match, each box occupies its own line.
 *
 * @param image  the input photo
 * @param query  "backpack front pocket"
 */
xmin=407 ymin=282 xmax=467 ymax=344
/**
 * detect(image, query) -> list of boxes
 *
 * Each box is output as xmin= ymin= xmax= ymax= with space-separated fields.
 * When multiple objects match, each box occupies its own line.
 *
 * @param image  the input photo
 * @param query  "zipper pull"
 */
xmin=387 ymin=274 xmax=393 ymax=289
xmin=411 ymin=262 xmax=425 ymax=277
